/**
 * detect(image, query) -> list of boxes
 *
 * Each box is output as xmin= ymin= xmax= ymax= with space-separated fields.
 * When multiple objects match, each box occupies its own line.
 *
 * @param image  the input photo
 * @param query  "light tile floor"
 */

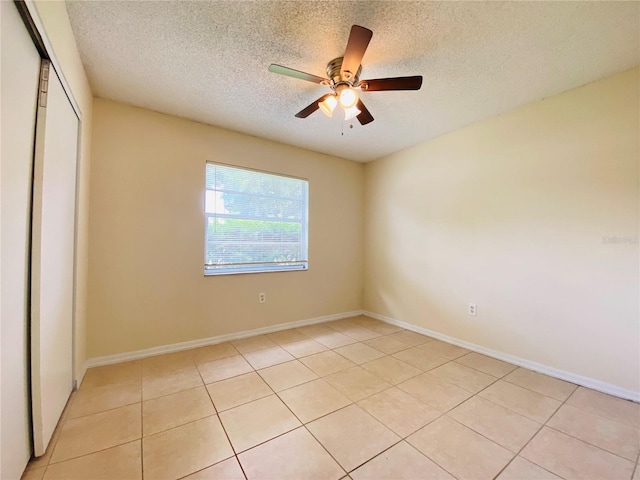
xmin=22 ymin=315 xmax=640 ymax=480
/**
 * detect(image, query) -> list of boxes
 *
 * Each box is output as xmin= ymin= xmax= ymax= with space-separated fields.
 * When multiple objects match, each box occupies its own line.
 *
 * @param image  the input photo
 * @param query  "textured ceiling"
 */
xmin=66 ymin=1 xmax=639 ymax=162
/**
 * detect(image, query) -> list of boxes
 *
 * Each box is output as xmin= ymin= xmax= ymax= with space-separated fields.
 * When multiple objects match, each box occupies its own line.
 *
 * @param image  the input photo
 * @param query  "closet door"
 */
xmin=0 ymin=1 xmax=43 ymax=477
xmin=30 ymin=62 xmax=79 ymax=456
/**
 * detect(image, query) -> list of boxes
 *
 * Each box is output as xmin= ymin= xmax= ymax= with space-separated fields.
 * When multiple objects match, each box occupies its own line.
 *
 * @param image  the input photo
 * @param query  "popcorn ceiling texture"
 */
xmin=66 ymin=1 xmax=639 ymax=162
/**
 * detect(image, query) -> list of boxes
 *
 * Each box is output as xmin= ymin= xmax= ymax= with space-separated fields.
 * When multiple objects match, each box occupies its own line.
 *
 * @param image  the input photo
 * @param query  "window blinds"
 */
xmin=205 ymin=163 xmax=309 ymax=275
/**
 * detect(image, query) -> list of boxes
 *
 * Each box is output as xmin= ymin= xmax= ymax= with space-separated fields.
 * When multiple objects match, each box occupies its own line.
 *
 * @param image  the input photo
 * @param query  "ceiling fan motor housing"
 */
xmin=326 ymin=57 xmax=362 ymax=89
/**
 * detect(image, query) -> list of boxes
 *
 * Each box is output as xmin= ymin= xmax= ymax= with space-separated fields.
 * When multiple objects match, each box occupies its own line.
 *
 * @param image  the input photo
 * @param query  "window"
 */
xmin=204 ymin=163 xmax=308 ymax=275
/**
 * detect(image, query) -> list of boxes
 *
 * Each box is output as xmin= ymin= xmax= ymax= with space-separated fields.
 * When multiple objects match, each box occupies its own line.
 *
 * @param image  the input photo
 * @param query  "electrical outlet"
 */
xmin=259 ymin=293 xmax=266 ymax=303
xmin=468 ymin=303 xmax=477 ymax=316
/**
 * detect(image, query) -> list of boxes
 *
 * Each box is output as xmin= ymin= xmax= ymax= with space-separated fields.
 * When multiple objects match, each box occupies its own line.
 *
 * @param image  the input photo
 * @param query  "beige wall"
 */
xmin=87 ymin=99 xmax=363 ymax=358
xmin=34 ymin=0 xmax=93 ymax=382
xmin=364 ymin=68 xmax=639 ymax=392
xmin=86 ymin=63 xmax=636 ymax=395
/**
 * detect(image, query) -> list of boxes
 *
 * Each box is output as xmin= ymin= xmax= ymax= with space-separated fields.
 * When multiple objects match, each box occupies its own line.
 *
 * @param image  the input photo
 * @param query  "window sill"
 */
xmin=204 ymin=265 xmax=308 ymax=276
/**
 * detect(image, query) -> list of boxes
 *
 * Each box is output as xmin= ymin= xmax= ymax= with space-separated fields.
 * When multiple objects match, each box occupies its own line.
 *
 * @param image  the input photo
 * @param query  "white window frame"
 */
xmin=204 ymin=162 xmax=309 ymax=276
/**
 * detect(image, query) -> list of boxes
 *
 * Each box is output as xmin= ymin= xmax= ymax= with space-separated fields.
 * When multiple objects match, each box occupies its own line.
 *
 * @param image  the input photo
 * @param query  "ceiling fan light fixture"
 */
xmin=319 ymin=95 xmax=338 ymax=117
xmin=344 ymin=104 xmax=361 ymax=121
xmin=338 ymin=86 xmax=358 ymax=108
xmin=269 ymin=25 xmax=423 ymax=126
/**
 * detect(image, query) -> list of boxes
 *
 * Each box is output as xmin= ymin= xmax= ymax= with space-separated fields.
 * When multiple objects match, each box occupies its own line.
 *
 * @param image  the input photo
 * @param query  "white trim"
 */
xmin=75 ymin=364 xmax=87 ymax=390
xmin=22 ymin=0 xmax=82 ymax=120
xmin=364 ymin=311 xmax=640 ymax=403
xmin=83 ymin=310 xmax=364 ymax=369
xmin=82 ymin=307 xmax=639 ymax=402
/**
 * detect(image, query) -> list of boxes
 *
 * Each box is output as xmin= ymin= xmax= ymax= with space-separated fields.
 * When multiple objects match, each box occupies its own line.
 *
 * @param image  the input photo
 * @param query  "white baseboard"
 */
xmin=82 ymin=310 xmax=364 ymax=371
xmin=81 ymin=307 xmax=638 ymax=402
xmin=74 ymin=364 xmax=87 ymax=390
xmin=364 ymin=310 xmax=640 ymax=403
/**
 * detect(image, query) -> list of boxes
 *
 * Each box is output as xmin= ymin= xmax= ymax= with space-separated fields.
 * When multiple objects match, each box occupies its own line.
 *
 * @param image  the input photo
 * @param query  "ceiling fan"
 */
xmin=268 ymin=25 xmax=423 ymax=126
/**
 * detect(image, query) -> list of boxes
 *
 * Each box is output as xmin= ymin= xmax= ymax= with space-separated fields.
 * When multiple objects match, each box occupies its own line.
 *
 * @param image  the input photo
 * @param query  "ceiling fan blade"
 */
xmin=268 ymin=64 xmax=327 ymax=84
xmin=295 ymin=94 xmax=333 ymax=118
xmin=341 ymin=25 xmax=373 ymax=80
xmin=358 ymin=76 xmax=423 ymax=91
xmin=355 ymin=99 xmax=374 ymax=125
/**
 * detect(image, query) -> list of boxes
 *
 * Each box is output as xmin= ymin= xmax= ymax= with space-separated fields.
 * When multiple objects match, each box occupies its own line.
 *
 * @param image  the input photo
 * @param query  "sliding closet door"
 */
xmin=30 ymin=62 xmax=79 ymax=457
xmin=0 ymin=1 xmax=43 ymax=477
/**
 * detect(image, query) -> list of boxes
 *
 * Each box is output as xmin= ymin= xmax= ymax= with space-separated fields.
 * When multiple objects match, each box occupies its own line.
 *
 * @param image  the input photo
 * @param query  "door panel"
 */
xmin=0 ymin=1 xmax=43 ymax=477
xmin=30 ymin=63 xmax=79 ymax=456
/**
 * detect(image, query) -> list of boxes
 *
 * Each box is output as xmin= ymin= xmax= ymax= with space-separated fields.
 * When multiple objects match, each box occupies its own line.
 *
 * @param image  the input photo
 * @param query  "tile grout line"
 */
xmin=142 ymin=352 xmax=237 ymax=477
xmin=27 ymin=324 xmax=426 ymax=475
xmin=367 ymin=357 xmax=531 ymax=479
xmin=396 ymin=367 xmax=507 ymax=479
xmin=40 ymin=440 xmax=142 ymax=471
xmin=206 ymin=350 xmax=353 ymax=413
xmin=67 ymin=391 xmax=142 ymax=421
xmin=70 ymin=376 xmax=215 ymax=422
xmin=345 ymin=437 xmax=406 ymax=476
xmin=443 ymin=413 xmax=523 ymax=455
xmin=43 ymin=371 xmax=143 ymax=468
xmin=245 ymin=328 xmax=425 ymax=476
xmin=542 ymin=424 xmax=639 ymax=464
xmin=631 ymin=450 xmax=640 ymax=480
xmin=490 ymin=384 xmax=578 ymax=480
xmin=549 ymin=390 xmax=640 ymax=428
xmin=472 ymin=379 xmax=565 ymax=421
xmin=207 ymin=365 xmax=345 ymax=475
xmin=414 ymin=357 xmax=568 ymax=480
xmin=299 ymin=424 xmax=348 ymax=478
xmin=143 ymin=414 xmax=220 ymax=440
xmin=190 ymin=337 xmax=344 ymax=478
xmin=277 ymin=340 xmax=499 ymax=438
xmin=481 ymin=378 xmax=639 ymax=467
xmin=393 ymin=355 xmax=504 ymax=413
xmin=397 ymin=436 xmax=461 ymax=480
xmin=196 ymin=357 xmax=249 ymax=480
xmin=392 ymin=412 xmax=461 ymax=478
xmin=39 ymin=389 xmax=77 ymax=469
xmin=452 ymin=353 xmax=519 ymax=378
xmin=274 ymin=395 xmax=349 ymax=477
xmin=229 ymin=331 xmax=383 ymax=471
xmin=320 ymin=353 xmax=463 ymax=478
xmin=499 ymin=375 xmax=578 ymax=403
xmin=56 ymin=320 xmax=638 ymax=479
xmin=256 ymin=336 xmax=445 ymax=477
xmin=252 ymin=360 xmax=350 ymax=478
xmin=332 ymin=342 xmax=433 ymax=384
xmin=428 ymin=359 xmax=541 ymax=452
xmin=341 ymin=404 xmax=451 ymax=478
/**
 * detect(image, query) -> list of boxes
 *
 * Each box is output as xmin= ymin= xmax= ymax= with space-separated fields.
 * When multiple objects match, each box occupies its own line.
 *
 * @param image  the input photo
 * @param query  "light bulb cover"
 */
xmin=344 ymin=105 xmax=361 ymax=121
xmin=338 ymin=86 xmax=358 ymax=108
xmin=319 ymin=95 xmax=338 ymax=117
